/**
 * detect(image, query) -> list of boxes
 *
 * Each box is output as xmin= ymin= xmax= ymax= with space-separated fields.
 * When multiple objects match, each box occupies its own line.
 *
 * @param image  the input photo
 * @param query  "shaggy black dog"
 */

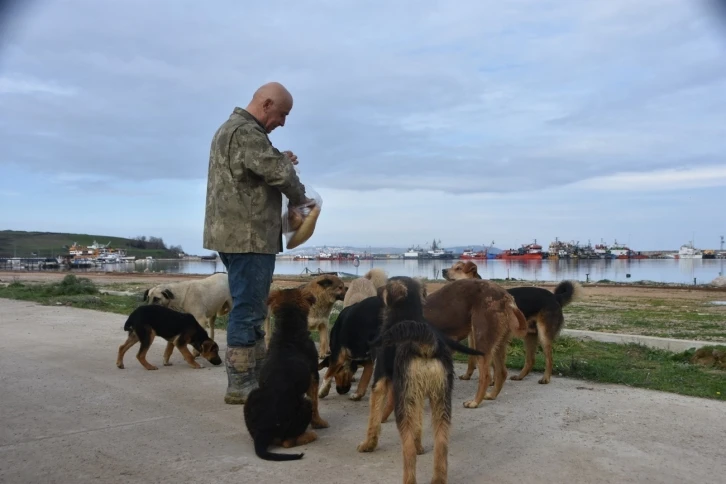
xmin=243 ymin=288 xmax=328 ymax=461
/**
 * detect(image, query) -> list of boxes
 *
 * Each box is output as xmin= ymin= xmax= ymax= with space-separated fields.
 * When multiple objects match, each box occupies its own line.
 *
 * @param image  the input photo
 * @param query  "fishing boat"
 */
xmin=497 ymin=241 xmax=543 ymax=260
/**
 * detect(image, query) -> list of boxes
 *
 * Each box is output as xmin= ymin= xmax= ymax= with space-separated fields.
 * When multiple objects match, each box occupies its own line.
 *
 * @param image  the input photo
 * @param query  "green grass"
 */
xmin=565 ymin=297 xmax=726 ymax=342
xmin=0 ymin=229 xmax=178 ymax=258
xmin=490 ymin=337 xmax=725 ymax=400
xmin=0 ymin=275 xmax=143 ymax=315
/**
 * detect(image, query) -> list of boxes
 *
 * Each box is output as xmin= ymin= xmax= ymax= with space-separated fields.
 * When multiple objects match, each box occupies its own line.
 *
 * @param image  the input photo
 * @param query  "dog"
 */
xmin=263 ymin=274 xmax=347 ymax=359
xmin=243 ymin=287 xmax=329 ymax=461
xmin=116 ymin=304 xmax=222 ymax=370
xmin=423 ymin=278 xmax=528 ymax=408
xmin=343 ymin=268 xmax=387 ymax=307
xmin=143 ymin=272 xmax=232 ymax=344
xmin=442 ymin=261 xmax=581 ymax=384
xmin=357 ymin=277 xmax=484 ymax=482
xmin=318 ymin=293 xmax=385 ymax=401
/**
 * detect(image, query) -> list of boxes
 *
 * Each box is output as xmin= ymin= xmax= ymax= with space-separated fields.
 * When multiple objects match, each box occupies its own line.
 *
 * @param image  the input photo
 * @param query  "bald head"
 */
xmin=246 ymin=82 xmax=293 ymax=133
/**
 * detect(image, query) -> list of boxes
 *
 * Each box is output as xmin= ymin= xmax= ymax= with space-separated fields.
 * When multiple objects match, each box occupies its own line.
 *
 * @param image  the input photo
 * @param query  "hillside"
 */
xmin=0 ymin=230 xmax=181 ymax=259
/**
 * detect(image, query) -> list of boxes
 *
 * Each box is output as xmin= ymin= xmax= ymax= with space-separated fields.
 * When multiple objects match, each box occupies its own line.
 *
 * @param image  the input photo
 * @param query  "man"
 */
xmin=203 ymin=82 xmax=314 ymax=404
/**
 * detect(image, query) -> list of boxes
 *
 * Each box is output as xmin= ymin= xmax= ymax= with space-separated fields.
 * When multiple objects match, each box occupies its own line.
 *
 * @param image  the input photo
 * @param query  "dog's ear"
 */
xmin=303 ymin=291 xmax=317 ymax=307
xmin=142 ymin=289 xmax=150 ymax=301
xmin=384 ymin=280 xmax=408 ymax=305
xmin=465 ymin=262 xmax=481 ymax=279
xmin=266 ymin=289 xmax=283 ymax=307
xmin=161 ymin=289 xmax=175 ymax=300
xmin=316 ymin=277 xmax=334 ymax=289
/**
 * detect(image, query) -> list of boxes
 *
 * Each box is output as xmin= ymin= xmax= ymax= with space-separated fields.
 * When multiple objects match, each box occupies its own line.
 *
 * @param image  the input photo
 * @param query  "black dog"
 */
xmin=357 ymin=277 xmax=484 ymax=458
xmin=318 ymin=294 xmax=385 ymax=400
xmin=116 ymin=304 xmax=222 ymax=370
xmin=243 ymin=288 xmax=328 ymax=462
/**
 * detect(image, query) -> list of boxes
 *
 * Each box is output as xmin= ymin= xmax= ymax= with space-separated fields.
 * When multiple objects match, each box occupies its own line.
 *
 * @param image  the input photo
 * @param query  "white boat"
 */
xmin=403 ymin=245 xmax=424 ymax=259
xmin=677 ymin=242 xmax=703 ymax=259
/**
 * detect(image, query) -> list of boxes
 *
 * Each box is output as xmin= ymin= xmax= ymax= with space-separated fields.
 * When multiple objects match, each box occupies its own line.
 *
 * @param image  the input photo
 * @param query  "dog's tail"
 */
xmin=554 ymin=280 xmax=582 ymax=308
xmin=377 ymin=321 xmax=485 ymax=357
xmin=254 ymin=438 xmax=305 ymax=462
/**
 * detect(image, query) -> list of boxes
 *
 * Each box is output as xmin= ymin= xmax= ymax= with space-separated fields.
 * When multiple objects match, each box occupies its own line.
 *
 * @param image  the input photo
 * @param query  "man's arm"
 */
xmin=231 ymin=128 xmax=307 ymax=205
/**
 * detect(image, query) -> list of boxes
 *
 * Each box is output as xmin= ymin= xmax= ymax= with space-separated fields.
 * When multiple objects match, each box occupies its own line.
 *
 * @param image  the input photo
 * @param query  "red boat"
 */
xmin=497 ymin=242 xmax=543 ymax=260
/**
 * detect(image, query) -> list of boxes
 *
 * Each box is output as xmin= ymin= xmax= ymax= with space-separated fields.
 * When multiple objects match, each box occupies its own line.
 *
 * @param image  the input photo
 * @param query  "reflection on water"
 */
xmin=58 ymin=257 xmax=725 ymax=284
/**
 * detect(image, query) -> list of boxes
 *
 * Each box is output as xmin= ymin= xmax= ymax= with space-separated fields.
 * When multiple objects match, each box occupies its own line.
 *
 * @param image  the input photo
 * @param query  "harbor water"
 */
xmin=14 ymin=257 xmax=725 ymax=285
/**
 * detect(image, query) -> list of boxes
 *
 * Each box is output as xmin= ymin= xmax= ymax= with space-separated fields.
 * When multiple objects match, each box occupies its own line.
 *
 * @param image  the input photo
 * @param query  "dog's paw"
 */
xmin=349 ymin=393 xmax=364 ymax=401
xmin=318 ymin=387 xmax=330 ymax=399
xmin=509 ymin=375 xmax=523 ymax=381
xmin=163 ymin=362 xmax=173 ymax=366
xmin=483 ymin=393 xmax=497 ymax=401
xmin=415 ymin=442 xmax=425 ymax=455
xmin=458 ymin=374 xmax=471 ymax=381
xmin=357 ymin=440 xmax=377 ymax=453
xmin=311 ymin=418 xmax=329 ymax=429
xmin=146 ymin=365 xmax=159 ymax=371
xmin=463 ymin=400 xmax=480 ymax=409
xmin=538 ymin=376 xmax=551 ymax=384
xmin=116 ymin=363 xmax=124 ymax=369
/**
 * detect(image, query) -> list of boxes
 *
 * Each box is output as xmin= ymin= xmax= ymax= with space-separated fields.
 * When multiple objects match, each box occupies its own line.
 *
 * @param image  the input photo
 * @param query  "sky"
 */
xmin=1 ymin=0 xmax=726 ymax=255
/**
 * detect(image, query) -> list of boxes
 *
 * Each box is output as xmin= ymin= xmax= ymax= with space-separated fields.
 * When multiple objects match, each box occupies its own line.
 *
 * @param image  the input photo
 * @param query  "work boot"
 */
xmin=223 ymin=346 xmax=257 ymax=405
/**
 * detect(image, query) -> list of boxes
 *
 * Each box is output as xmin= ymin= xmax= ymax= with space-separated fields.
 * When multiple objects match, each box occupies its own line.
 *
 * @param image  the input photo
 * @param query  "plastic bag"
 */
xmin=281 ymin=166 xmax=323 ymax=250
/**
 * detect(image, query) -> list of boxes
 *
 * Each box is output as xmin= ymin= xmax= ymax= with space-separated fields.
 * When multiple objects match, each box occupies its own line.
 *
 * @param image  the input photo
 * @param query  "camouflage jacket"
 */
xmin=203 ymin=108 xmax=307 ymax=254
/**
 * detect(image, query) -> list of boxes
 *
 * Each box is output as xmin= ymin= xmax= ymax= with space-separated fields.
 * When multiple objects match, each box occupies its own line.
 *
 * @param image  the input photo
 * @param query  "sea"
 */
xmin=53 ymin=257 xmax=726 ymax=285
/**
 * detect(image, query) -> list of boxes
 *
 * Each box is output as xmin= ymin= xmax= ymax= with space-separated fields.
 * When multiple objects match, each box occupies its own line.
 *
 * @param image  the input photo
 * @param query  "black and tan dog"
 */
xmin=318 ymin=293 xmax=385 ymax=400
xmin=442 ymin=261 xmax=581 ymax=384
xmin=357 ymin=277 xmax=483 ymax=484
xmin=116 ymin=304 xmax=222 ymax=370
xmin=244 ymin=287 xmax=328 ymax=462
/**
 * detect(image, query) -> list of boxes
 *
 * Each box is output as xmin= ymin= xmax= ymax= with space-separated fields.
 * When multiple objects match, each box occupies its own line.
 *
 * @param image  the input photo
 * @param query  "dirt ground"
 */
xmin=1 ymin=297 xmax=725 ymax=483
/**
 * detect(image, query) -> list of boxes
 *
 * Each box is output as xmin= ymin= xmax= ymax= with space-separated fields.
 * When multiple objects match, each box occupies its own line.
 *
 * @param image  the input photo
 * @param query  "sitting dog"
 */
xmin=318 ymin=294 xmax=385 ymax=400
xmin=244 ymin=287 xmax=328 ymax=462
xmin=442 ymin=261 xmax=581 ymax=384
xmin=116 ymin=304 xmax=222 ymax=370
xmin=357 ymin=277 xmax=484 ymax=482
xmin=342 ymin=268 xmax=387 ymax=307
xmin=264 ymin=274 xmax=347 ymax=359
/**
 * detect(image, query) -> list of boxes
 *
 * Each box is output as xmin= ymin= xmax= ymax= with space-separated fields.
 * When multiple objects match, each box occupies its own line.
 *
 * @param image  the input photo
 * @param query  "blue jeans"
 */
xmin=219 ymin=252 xmax=276 ymax=347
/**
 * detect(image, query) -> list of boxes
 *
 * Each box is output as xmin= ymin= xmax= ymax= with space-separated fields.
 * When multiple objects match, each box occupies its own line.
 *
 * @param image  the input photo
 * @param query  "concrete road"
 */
xmin=1 ymin=298 xmax=724 ymax=484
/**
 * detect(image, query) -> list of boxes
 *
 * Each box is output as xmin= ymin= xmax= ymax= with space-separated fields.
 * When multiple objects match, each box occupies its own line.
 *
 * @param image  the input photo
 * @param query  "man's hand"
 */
xmin=282 ymin=150 xmax=298 ymax=165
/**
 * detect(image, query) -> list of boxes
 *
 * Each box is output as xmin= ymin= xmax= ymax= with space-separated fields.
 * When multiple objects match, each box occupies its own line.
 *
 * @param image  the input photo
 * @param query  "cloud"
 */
xmin=574 ymin=164 xmax=726 ymax=191
xmin=1 ymin=0 xmax=725 ymax=254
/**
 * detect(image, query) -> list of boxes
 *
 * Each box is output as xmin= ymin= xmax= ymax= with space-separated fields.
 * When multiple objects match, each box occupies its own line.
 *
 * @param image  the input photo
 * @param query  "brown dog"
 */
xmin=442 ymin=261 xmax=581 ymax=384
xmin=423 ymin=278 xmax=527 ymax=408
xmin=263 ymin=274 xmax=347 ymax=359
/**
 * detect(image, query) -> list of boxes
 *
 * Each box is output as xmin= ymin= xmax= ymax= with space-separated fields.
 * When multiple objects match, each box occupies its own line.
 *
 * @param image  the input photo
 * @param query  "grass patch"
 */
xmin=450 ymin=337 xmax=725 ymax=401
xmin=0 ymin=275 xmax=143 ymax=316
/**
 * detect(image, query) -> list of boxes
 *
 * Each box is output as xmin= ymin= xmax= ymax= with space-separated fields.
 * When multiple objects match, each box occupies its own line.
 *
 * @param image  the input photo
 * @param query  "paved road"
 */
xmin=1 ymin=298 xmax=724 ymax=484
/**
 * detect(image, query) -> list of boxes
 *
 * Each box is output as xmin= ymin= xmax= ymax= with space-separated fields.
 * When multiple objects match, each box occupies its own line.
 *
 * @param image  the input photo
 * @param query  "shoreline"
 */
xmin=2 ymin=269 xmax=726 ymax=294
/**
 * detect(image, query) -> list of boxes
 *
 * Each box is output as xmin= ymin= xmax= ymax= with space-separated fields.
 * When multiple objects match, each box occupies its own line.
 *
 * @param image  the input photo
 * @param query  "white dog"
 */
xmin=143 ymin=272 xmax=232 ymax=343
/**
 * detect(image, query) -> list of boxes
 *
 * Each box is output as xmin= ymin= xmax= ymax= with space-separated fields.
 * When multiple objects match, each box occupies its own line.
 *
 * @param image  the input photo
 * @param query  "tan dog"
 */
xmin=343 ymin=268 xmax=387 ymax=308
xmin=264 ymin=274 xmax=347 ymax=358
xmin=442 ymin=261 xmax=581 ymax=385
xmin=423 ymin=279 xmax=527 ymax=408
